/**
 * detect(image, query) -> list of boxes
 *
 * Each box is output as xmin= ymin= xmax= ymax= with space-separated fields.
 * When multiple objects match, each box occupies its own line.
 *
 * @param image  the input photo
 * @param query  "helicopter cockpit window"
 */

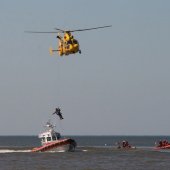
xmin=67 ymin=40 xmax=72 ymax=45
xmin=73 ymin=39 xmax=78 ymax=44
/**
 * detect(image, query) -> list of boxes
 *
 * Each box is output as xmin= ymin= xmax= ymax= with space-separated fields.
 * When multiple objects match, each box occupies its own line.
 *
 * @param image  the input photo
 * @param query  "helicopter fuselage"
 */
xmin=57 ymin=32 xmax=81 ymax=56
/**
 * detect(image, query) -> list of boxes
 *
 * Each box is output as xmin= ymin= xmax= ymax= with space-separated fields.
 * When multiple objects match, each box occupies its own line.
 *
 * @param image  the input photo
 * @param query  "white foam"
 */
xmin=57 ymin=150 xmax=66 ymax=152
xmin=47 ymin=150 xmax=66 ymax=153
xmin=82 ymin=149 xmax=88 ymax=152
xmin=0 ymin=149 xmax=31 ymax=153
xmin=159 ymin=150 xmax=170 ymax=153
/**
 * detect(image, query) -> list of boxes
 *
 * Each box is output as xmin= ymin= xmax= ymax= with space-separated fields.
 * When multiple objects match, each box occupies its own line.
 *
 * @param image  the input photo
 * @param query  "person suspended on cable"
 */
xmin=52 ymin=107 xmax=64 ymax=120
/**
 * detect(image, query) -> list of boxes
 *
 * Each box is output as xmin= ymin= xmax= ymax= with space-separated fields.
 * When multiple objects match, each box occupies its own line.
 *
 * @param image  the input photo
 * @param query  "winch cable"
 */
xmin=55 ymin=58 xmax=64 ymax=133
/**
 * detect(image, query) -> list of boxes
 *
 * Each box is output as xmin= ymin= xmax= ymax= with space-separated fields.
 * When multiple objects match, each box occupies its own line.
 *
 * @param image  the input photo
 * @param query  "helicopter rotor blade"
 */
xmin=24 ymin=31 xmax=59 ymax=34
xmin=69 ymin=25 xmax=112 ymax=32
xmin=54 ymin=28 xmax=65 ymax=32
xmin=25 ymin=25 xmax=112 ymax=34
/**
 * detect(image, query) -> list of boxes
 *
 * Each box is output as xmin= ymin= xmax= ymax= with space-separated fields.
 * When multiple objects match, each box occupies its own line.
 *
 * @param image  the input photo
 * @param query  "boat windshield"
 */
xmin=52 ymin=136 xmax=56 ymax=141
xmin=47 ymin=137 xmax=51 ymax=141
xmin=42 ymin=137 xmax=45 ymax=142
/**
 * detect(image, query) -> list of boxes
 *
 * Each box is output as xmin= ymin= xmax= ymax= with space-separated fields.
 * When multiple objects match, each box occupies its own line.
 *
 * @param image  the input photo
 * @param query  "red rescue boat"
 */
xmin=155 ymin=140 xmax=170 ymax=150
xmin=31 ymin=121 xmax=76 ymax=152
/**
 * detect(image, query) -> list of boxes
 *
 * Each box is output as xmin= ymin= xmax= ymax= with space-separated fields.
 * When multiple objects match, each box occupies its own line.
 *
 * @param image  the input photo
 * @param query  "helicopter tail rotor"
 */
xmin=49 ymin=47 xmax=54 ymax=55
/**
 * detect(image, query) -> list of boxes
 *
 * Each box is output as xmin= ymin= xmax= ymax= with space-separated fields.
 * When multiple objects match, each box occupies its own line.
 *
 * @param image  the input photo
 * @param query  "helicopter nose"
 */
xmin=56 ymin=35 xmax=61 ymax=39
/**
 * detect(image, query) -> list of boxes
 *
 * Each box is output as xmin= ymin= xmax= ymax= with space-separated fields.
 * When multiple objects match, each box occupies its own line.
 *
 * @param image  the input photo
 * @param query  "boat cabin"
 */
xmin=38 ymin=122 xmax=61 ymax=145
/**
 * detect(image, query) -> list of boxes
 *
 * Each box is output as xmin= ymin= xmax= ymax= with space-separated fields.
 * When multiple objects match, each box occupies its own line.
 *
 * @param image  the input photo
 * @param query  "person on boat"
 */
xmin=158 ymin=140 xmax=163 ymax=147
xmin=53 ymin=107 xmax=64 ymax=120
xmin=163 ymin=140 xmax=168 ymax=146
xmin=122 ymin=140 xmax=131 ymax=148
xmin=122 ymin=141 xmax=126 ymax=148
xmin=125 ymin=141 xmax=129 ymax=147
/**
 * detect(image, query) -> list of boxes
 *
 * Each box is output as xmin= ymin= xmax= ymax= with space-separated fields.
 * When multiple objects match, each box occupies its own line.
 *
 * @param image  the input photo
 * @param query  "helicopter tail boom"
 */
xmin=49 ymin=47 xmax=60 ymax=55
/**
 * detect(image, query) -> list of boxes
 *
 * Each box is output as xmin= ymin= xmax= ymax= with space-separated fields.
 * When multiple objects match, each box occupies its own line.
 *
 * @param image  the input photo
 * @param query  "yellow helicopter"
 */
xmin=25 ymin=25 xmax=112 ymax=56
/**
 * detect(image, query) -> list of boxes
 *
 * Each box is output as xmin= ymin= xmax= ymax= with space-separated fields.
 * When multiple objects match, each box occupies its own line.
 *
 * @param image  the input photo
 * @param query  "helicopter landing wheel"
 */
xmin=79 ymin=50 xmax=81 ymax=54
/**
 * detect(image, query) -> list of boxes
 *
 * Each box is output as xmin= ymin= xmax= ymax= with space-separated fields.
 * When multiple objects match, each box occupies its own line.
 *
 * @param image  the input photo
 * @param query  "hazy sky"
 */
xmin=0 ymin=0 xmax=170 ymax=135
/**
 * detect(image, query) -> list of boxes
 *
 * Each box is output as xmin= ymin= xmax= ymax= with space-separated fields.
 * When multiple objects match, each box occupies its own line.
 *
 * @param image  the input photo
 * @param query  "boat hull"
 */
xmin=31 ymin=138 xmax=76 ymax=152
xmin=155 ymin=145 xmax=170 ymax=150
xmin=117 ymin=146 xmax=136 ymax=149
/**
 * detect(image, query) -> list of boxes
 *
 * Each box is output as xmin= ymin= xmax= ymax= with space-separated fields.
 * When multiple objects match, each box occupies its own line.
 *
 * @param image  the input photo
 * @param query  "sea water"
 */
xmin=0 ymin=136 xmax=170 ymax=170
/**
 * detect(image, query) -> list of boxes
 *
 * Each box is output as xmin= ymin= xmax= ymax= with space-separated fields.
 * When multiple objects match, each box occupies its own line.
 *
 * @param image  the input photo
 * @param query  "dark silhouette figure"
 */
xmin=53 ymin=107 xmax=64 ymax=120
